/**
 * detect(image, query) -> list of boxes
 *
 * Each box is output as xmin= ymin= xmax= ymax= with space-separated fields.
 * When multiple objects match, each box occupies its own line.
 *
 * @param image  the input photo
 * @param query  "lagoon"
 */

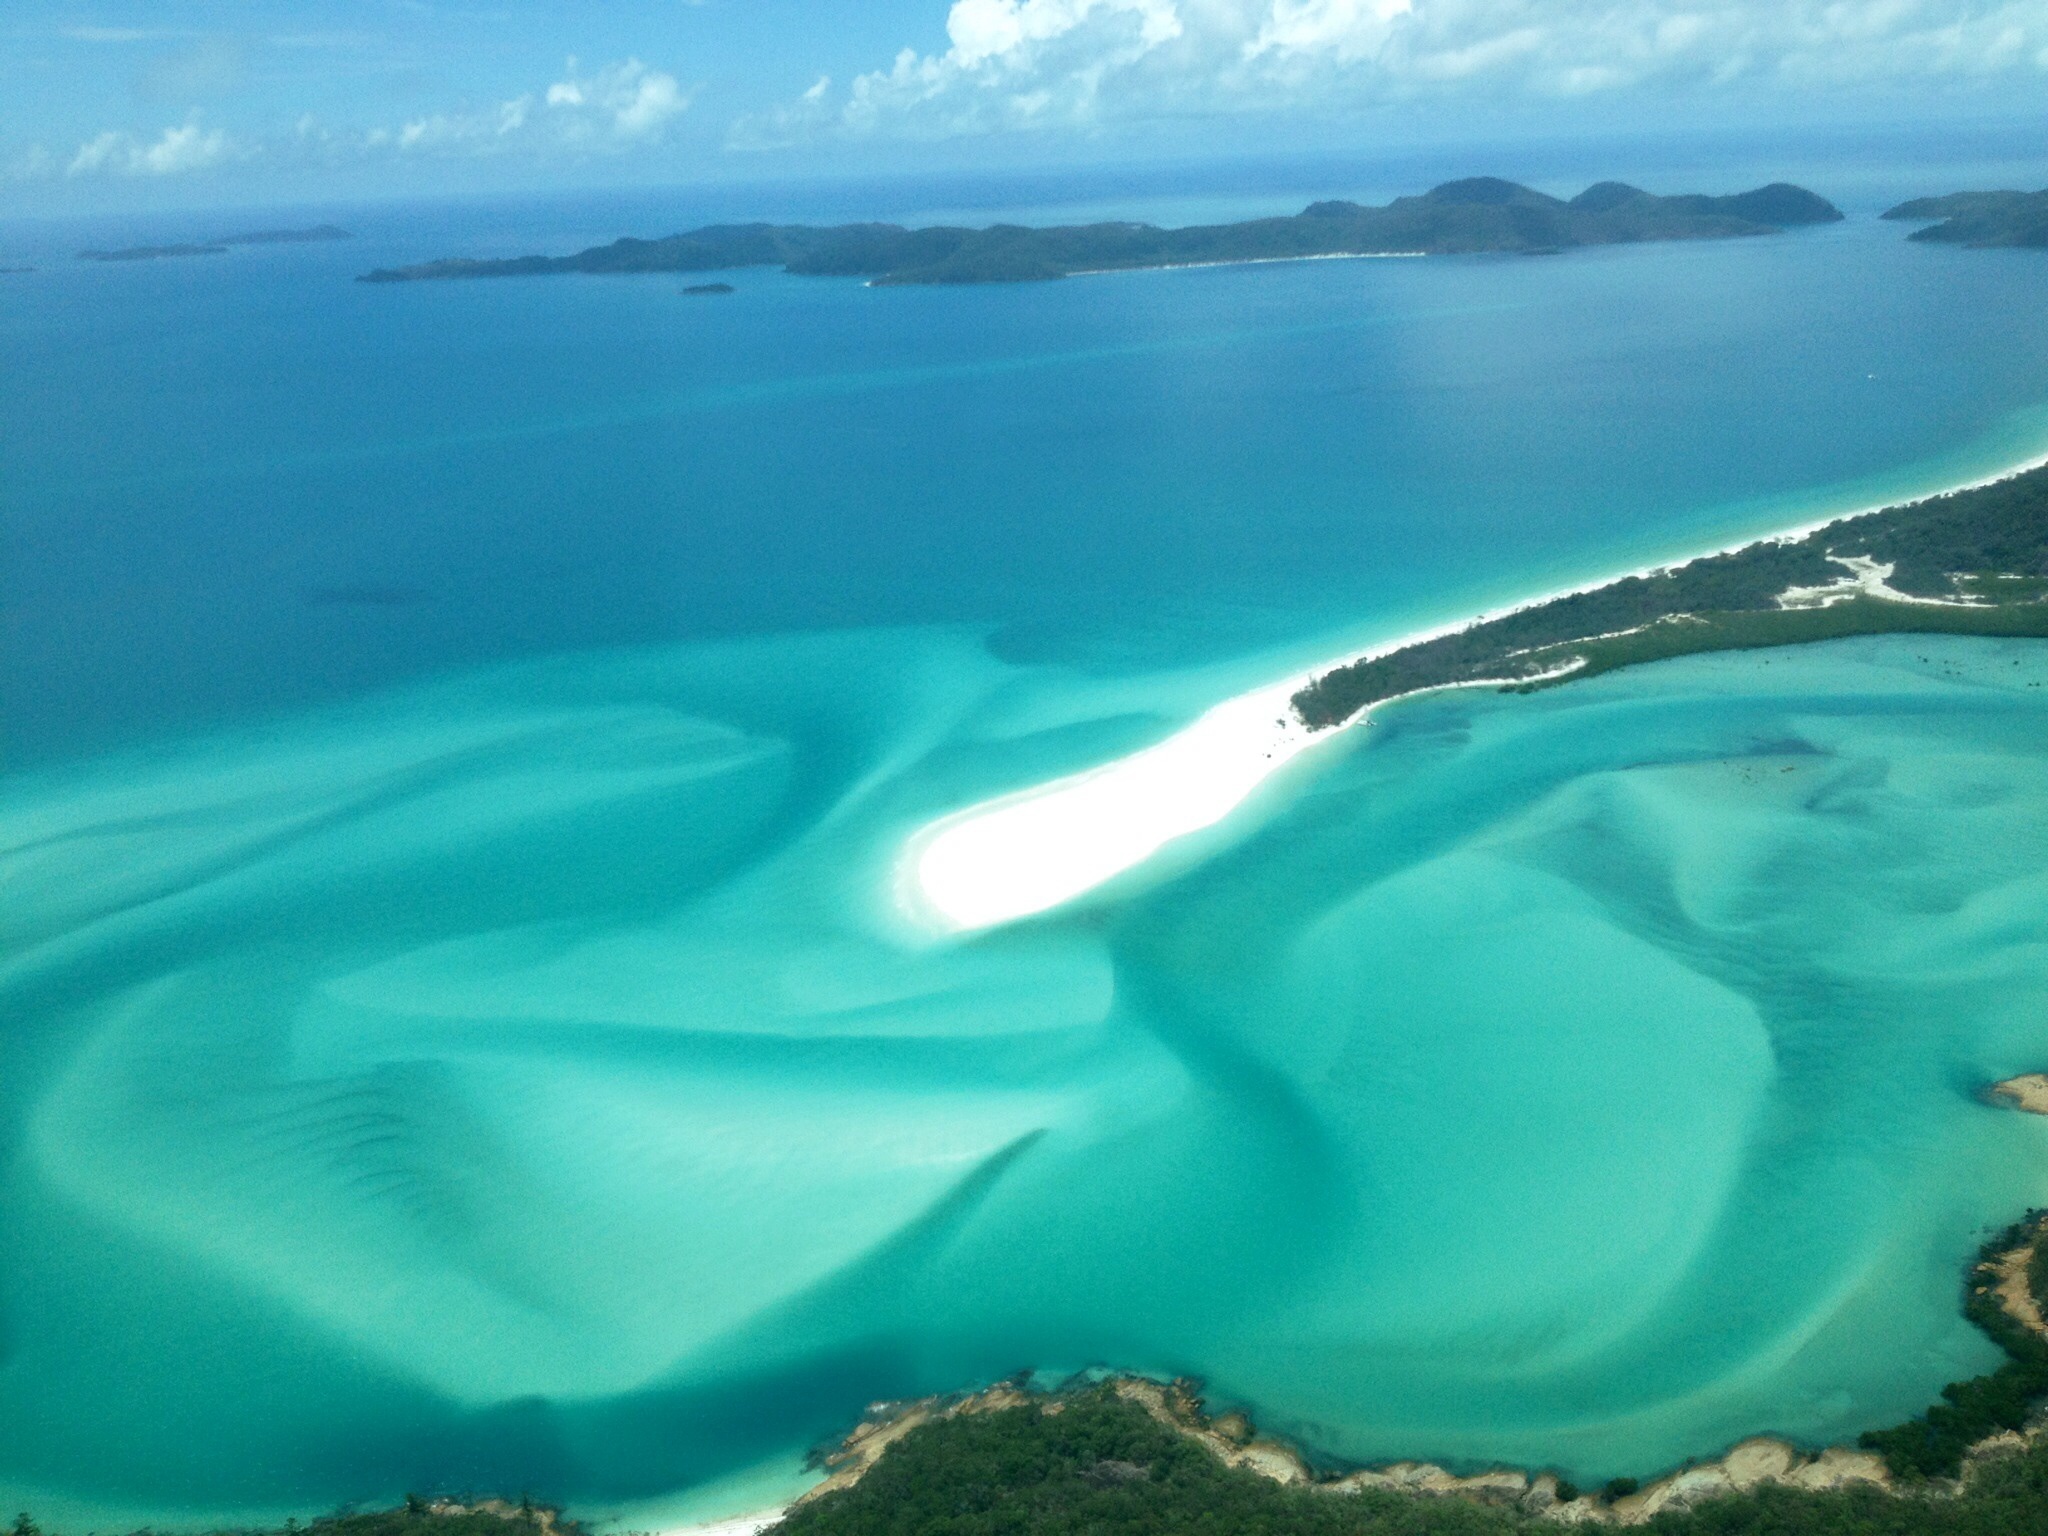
xmin=6 ymin=160 xmax=2048 ymax=1526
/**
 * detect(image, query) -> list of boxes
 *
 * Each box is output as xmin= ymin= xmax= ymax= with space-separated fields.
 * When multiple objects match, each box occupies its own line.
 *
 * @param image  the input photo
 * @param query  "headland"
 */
xmin=1885 ymin=190 xmax=2048 ymax=248
xmin=717 ymin=1147 xmax=2048 ymax=1535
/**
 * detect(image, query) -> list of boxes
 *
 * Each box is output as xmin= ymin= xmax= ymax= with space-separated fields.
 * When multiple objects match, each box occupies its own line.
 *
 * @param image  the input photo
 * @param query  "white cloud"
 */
xmin=369 ymin=56 xmax=691 ymax=160
xmin=545 ymin=57 xmax=692 ymax=139
xmin=738 ymin=0 xmax=2048 ymax=145
xmin=66 ymin=119 xmax=238 ymax=177
xmin=1248 ymin=0 xmax=1414 ymax=62
xmin=736 ymin=0 xmax=1187 ymax=143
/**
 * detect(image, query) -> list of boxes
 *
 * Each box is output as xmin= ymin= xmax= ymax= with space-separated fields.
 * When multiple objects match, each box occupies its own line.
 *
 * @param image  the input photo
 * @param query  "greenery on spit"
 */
xmin=1293 ymin=461 xmax=2048 ymax=728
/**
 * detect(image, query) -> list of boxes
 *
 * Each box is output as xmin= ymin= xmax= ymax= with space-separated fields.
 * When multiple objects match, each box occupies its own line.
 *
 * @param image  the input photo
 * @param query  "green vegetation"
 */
xmin=355 ymin=179 xmax=1841 ymax=287
xmin=769 ymin=1214 xmax=2048 ymax=1532
xmin=1885 ymin=192 xmax=2048 ymax=249
xmin=777 ymin=1390 xmax=1529 ymax=1536
xmin=1861 ymin=1214 xmax=2048 ymax=1481
xmin=12 ymin=1215 xmax=2048 ymax=1536
xmin=770 ymin=1386 xmax=2048 ymax=1536
xmin=1293 ymin=462 xmax=2048 ymax=729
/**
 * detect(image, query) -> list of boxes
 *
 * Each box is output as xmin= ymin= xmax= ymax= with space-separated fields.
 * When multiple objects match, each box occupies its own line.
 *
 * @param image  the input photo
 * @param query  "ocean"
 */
xmin=6 ymin=147 xmax=2048 ymax=1527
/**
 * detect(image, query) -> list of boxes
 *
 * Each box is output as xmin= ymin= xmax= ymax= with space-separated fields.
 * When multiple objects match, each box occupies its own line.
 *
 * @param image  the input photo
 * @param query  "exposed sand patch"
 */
xmin=1989 ymin=1240 xmax=2048 ymax=1336
xmin=1991 ymin=1074 xmax=2048 ymax=1115
xmin=1776 ymin=554 xmax=1984 ymax=610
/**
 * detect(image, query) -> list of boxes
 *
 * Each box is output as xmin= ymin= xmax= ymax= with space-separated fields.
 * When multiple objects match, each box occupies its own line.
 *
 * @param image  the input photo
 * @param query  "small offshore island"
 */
xmin=356 ymin=177 xmax=1841 ymax=286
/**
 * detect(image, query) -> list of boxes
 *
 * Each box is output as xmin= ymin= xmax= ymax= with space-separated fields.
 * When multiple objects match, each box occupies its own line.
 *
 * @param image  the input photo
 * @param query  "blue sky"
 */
xmin=5 ymin=0 xmax=2047 ymax=215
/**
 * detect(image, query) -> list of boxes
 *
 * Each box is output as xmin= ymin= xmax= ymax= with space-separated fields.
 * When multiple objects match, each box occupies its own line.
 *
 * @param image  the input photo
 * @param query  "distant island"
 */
xmin=1884 ymin=190 xmax=2048 ymax=248
xmin=78 ymin=225 xmax=351 ymax=262
xmin=79 ymin=242 xmax=229 ymax=262
xmin=683 ymin=281 xmax=736 ymax=295
xmin=356 ymin=178 xmax=1842 ymax=287
xmin=1293 ymin=460 xmax=2048 ymax=728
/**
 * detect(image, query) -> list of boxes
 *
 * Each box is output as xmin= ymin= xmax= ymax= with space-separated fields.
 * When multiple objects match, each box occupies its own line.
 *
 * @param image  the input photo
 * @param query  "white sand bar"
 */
xmin=905 ymin=677 xmax=1322 ymax=930
xmin=901 ymin=446 xmax=2048 ymax=935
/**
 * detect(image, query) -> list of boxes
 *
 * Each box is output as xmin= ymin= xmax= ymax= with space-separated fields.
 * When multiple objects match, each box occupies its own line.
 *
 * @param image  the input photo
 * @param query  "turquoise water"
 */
xmin=7 ymin=166 xmax=2048 ymax=1523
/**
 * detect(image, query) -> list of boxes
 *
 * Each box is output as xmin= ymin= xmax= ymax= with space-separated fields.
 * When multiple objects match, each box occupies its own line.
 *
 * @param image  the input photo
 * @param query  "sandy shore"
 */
xmin=900 ymin=443 xmax=2048 ymax=933
xmin=1991 ymin=1074 xmax=2048 ymax=1115
xmin=653 ymin=1515 xmax=784 ymax=1536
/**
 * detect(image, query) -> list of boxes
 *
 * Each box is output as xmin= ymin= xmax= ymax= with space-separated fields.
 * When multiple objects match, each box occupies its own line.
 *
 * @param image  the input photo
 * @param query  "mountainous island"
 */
xmin=1884 ymin=189 xmax=2048 ymax=247
xmin=1293 ymin=462 xmax=2048 ymax=728
xmin=78 ymin=224 xmax=351 ymax=262
xmin=356 ymin=178 xmax=1841 ymax=287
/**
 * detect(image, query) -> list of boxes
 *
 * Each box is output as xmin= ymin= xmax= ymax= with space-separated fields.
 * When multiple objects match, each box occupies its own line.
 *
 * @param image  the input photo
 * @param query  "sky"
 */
xmin=4 ymin=0 xmax=2047 ymax=217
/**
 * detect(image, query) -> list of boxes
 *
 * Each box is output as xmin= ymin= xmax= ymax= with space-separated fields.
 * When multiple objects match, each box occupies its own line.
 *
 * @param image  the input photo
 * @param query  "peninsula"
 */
xmin=356 ymin=178 xmax=1841 ymax=287
xmin=1293 ymin=460 xmax=2048 ymax=728
xmin=1884 ymin=190 xmax=2048 ymax=247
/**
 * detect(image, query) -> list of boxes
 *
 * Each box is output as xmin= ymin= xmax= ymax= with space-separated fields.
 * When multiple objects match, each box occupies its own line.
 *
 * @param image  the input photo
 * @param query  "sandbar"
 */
xmin=900 ymin=445 xmax=2048 ymax=933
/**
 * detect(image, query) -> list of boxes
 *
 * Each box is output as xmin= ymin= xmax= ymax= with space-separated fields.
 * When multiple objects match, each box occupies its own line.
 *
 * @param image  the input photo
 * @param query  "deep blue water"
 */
xmin=12 ymin=165 xmax=2048 ymax=766
xmin=7 ymin=156 xmax=2048 ymax=1529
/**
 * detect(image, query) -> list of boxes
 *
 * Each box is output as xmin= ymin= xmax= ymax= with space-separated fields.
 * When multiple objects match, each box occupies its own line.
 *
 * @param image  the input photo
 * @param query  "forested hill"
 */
xmin=1885 ymin=189 xmax=2048 ymax=248
xmin=357 ymin=178 xmax=1843 ymax=287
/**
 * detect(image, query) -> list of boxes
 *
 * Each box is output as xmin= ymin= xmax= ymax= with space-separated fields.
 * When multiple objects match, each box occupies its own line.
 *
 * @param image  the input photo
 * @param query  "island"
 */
xmin=1884 ymin=191 xmax=2048 ymax=247
xmin=78 ymin=242 xmax=227 ymax=262
xmin=355 ymin=178 xmax=1842 ymax=287
xmin=77 ymin=226 xmax=351 ymax=262
xmin=1292 ymin=461 xmax=2048 ymax=729
xmin=683 ymin=281 xmax=736 ymax=295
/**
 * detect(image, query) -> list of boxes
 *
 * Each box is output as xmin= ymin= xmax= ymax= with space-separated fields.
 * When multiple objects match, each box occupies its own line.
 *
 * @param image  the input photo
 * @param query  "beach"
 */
xmin=900 ymin=444 xmax=2048 ymax=933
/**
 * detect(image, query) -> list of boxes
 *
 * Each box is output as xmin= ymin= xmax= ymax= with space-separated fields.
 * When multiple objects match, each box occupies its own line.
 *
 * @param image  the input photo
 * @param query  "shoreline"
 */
xmin=899 ymin=439 xmax=2048 ymax=933
xmin=660 ymin=1077 xmax=2048 ymax=1535
xmin=865 ymin=250 xmax=1431 ymax=287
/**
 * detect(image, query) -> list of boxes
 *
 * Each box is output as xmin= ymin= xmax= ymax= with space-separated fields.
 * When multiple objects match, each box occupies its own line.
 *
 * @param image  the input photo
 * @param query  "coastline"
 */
xmin=865 ymin=250 xmax=1431 ymax=287
xmin=697 ymin=1130 xmax=2048 ymax=1532
xmin=900 ymin=438 xmax=2048 ymax=933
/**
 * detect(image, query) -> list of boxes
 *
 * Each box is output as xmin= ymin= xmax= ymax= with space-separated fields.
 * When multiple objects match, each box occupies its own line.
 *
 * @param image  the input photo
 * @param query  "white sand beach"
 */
xmin=900 ymin=446 xmax=2048 ymax=933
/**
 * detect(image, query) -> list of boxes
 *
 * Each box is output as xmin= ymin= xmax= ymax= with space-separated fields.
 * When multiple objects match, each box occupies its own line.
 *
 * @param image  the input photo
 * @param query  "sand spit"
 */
xmin=900 ymin=445 xmax=2048 ymax=934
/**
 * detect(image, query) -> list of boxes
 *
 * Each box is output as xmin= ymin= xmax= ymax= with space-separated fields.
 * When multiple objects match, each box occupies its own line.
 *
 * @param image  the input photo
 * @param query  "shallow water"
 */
xmin=7 ymin=633 xmax=2048 ymax=1523
xmin=7 ymin=166 xmax=2048 ymax=1523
